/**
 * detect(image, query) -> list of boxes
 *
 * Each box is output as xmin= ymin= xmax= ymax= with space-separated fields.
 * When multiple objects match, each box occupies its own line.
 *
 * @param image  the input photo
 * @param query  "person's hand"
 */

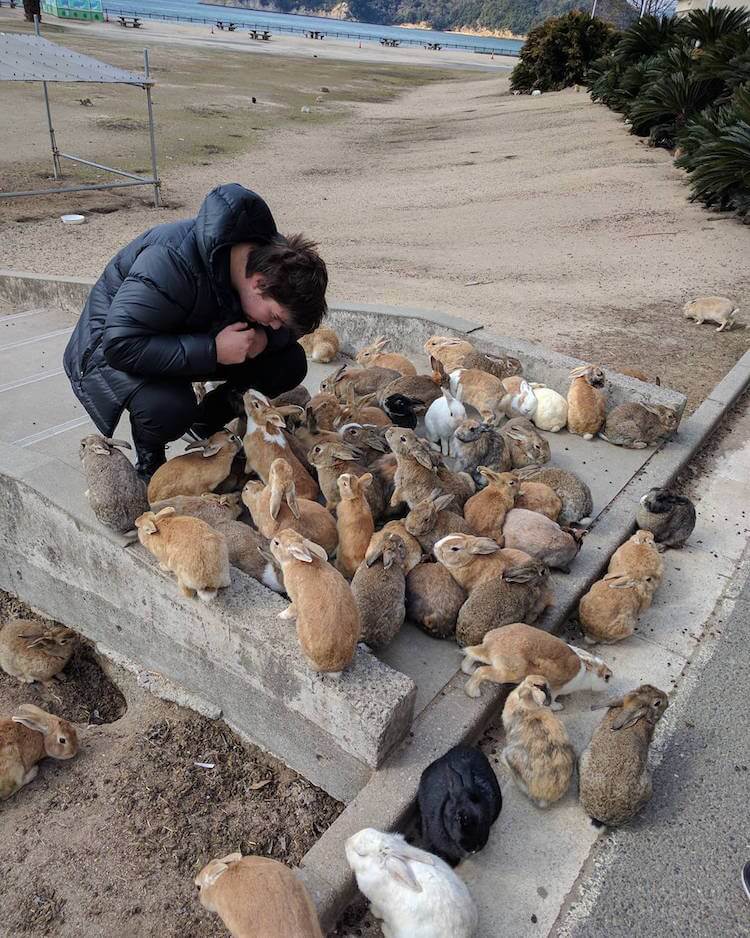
xmin=215 ymin=323 xmax=268 ymax=364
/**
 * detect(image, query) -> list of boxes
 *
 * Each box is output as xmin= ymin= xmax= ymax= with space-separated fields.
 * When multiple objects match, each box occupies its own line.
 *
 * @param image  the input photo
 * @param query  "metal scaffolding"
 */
xmin=0 ymin=19 xmax=160 ymax=205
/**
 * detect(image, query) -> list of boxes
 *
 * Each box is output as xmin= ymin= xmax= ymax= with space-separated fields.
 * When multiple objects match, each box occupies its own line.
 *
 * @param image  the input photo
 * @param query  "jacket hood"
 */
xmin=194 ymin=184 xmax=278 ymax=273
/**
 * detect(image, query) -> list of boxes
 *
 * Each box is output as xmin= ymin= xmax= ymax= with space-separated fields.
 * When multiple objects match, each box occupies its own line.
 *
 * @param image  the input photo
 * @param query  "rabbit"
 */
xmin=447 ymin=368 xmax=506 ymax=424
xmin=618 ymin=368 xmax=660 ymax=385
xmin=345 ymin=828 xmax=478 ymax=938
xmin=578 ymin=574 xmax=656 ymax=644
xmin=455 ymin=560 xmax=554 ymax=646
xmin=608 ymin=530 xmax=664 ymax=584
xmin=243 ymin=392 xmax=320 ymax=500
xmin=379 ymin=394 xmax=423 ymax=428
xmin=366 ymin=521 xmax=423 ymax=574
xmin=501 ymin=675 xmax=576 ymax=808
xmin=336 ymin=472 xmax=375 ymax=578
xmin=150 ymin=492 xmax=242 ymax=525
xmin=425 ymin=388 xmax=466 ymax=456
xmin=334 ymin=383 xmax=392 ymax=429
xmin=210 ymin=520 xmax=283 ymax=593
xmin=502 ymin=508 xmax=584 ymax=572
xmin=386 ymin=427 xmax=474 ymax=511
xmin=351 ymin=533 xmax=408 ymax=648
xmin=272 ymin=385 xmax=311 ymax=410
xmin=322 ymin=364 xmax=401 ymax=400
xmin=579 ymin=684 xmax=669 ymax=825
xmin=451 ymin=419 xmax=513 ymax=487
xmin=270 ymin=529 xmax=360 ymax=672
xmin=425 ymin=336 xmax=521 ymax=379
xmin=135 ymin=507 xmax=231 ymax=601
xmin=529 ymin=386 xmax=568 ymax=432
xmin=195 ymin=852 xmax=323 ymax=938
xmin=501 ymin=378 xmax=537 ymax=420
xmin=404 ymin=491 xmax=473 ymax=555
xmin=307 ymin=392 xmax=344 ymax=432
xmin=241 ymin=459 xmax=338 ymax=556
xmin=500 ymin=417 xmax=551 ymax=469
xmin=308 ymin=441 xmax=385 ymax=519
xmin=514 ymin=465 xmax=593 ymax=526
xmin=299 ymin=324 xmax=340 ymax=363
xmin=433 ymin=533 xmax=531 ymax=593
xmin=418 ymin=745 xmax=502 ymax=867
xmin=567 ymin=365 xmax=607 ymax=440
xmin=290 ymin=406 xmax=340 ymax=455
xmin=79 ymin=435 xmax=149 ymax=534
xmin=147 ymin=430 xmax=242 ymax=503
xmin=356 ymin=335 xmax=417 ymax=375
xmin=514 ymin=479 xmax=562 ymax=521
xmin=636 ymin=487 xmax=696 ymax=548
xmin=0 ymin=704 xmax=78 ymax=800
xmin=683 ymin=295 xmax=739 ymax=332
xmin=462 ymin=622 xmax=612 ymax=705
xmin=601 ymin=403 xmax=679 ymax=449
xmin=405 ymin=562 xmax=466 ymax=639
xmin=0 ymin=619 xmax=76 ymax=684
xmin=463 ymin=469 xmax=519 ymax=541
xmin=378 ymin=374 xmax=443 ymax=411
xmin=338 ymin=423 xmax=390 ymax=465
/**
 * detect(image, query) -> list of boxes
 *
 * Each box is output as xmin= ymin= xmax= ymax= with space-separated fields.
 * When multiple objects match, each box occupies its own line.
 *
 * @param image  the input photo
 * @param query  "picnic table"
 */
xmin=305 ymin=30 xmax=325 ymax=39
xmin=249 ymin=29 xmax=272 ymax=41
xmin=379 ymin=38 xmax=400 ymax=47
xmin=216 ymin=20 xmax=237 ymax=31
xmin=117 ymin=15 xmax=141 ymax=27
xmin=425 ymin=41 xmax=442 ymax=50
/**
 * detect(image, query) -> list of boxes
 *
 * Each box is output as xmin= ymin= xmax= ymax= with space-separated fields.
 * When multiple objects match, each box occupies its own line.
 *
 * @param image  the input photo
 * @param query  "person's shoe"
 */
xmin=134 ymin=444 xmax=166 ymax=482
xmin=743 ymin=860 xmax=750 ymax=901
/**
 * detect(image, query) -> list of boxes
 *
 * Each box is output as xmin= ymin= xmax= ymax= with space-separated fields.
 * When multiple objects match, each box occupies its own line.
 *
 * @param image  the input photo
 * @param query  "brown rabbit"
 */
xmin=404 ymin=491 xmax=473 ymax=555
xmin=242 ymin=459 xmax=338 ymax=556
xmin=321 ymin=364 xmax=401 ymax=400
xmin=336 ymin=473 xmax=375 ymax=579
xmin=270 ymin=529 xmax=360 ymax=672
xmin=514 ymin=465 xmax=593 ymax=526
xmin=377 ymin=373 xmax=443 ymax=410
xmin=356 ymin=336 xmax=417 ymax=376
xmin=351 ymin=534 xmax=408 ymax=648
xmin=147 ymin=430 xmax=242 ymax=502
xmin=462 ymin=622 xmax=612 ymax=704
xmin=308 ymin=441 xmax=385 ymax=519
xmin=502 ymin=508 xmax=583 ymax=572
xmin=135 ymin=507 xmax=231 ymax=601
xmin=385 ymin=427 xmax=474 ymax=510
xmin=307 ymin=392 xmax=344 ymax=431
xmin=211 ymin=520 xmax=283 ymax=593
xmin=500 ymin=418 xmax=551 ymax=469
xmin=608 ymin=529 xmax=664 ymax=583
xmin=601 ymin=403 xmax=679 ymax=449
xmin=578 ymin=574 xmax=656 ymax=644
xmin=501 ymin=676 xmax=576 ymax=808
xmin=447 ymin=368 xmax=506 ymax=424
xmin=196 ymin=852 xmax=323 ymax=938
xmin=463 ymin=469 xmax=519 ymax=542
xmin=334 ymin=383 xmax=392 ymax=429
xmin=338 ymin=423 xmax=390 ymax=466
xmin=455 ymin=561 xmax=554 ymax=646
xmin=579 ymin=685 xmax=669 ymax=826
xmin=514 ymin=479 xmax=562 ymax=521
xmin=243 ymin=392 xmax=320 ymax=500
xmin=299 ymin=325 xmax=340 ymax=363
xmin=365 ymin=521 xmax=423 ymax=574
xmin=0 ymin=619 xmax=76 ymax=684
xmin=433 ymin=533 xmax=531 ymax=593
xmin=0 ymin=704 xmax=78 ymax=800
xmin=567 ymin=365 xmax=607 ymax=440
xmin=425 ymin=336 xmax=522 ymax=380
xmin=150 ymin=492 xmax=242 ymax=525
xmin=405 ymin=562 xmax=466 ymax=639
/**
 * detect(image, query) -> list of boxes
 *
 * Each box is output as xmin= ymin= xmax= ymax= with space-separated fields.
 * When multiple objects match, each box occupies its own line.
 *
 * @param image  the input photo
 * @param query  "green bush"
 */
xmin=586 ymin=9 xmax=750 ymax=219
xmin=510 ymin=11 xmax=620 ymax=93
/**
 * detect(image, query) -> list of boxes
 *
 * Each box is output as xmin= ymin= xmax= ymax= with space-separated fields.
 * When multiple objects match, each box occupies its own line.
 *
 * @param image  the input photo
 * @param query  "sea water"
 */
xmin=101 ymin=0 xmax=523 ymax=54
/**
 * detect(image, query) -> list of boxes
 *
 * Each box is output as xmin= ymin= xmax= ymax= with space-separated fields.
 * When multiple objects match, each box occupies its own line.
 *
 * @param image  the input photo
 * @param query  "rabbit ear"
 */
xmin=304 ymin=539 xmax=328 ymax=562
xmin=269 ymin=485 xmax=283 ymax=520
xmin=365 ymin=434 xmax=387 ymax=453
xmin=288 ymin=542 xmax=314 ymax=563
xmin=359 ymin=473 xmax=374 ymax=490
xmin=12 ymin=705 xmax=50 ymax=734
xmin=184 ymin=439 xmax=208 ymax=451
xmin=201 ymin=859 xmax=231 ymax=888
xmin=503 ymin=428 xmax=527 ymax=442
xmin=469 ymin=537 xmax=501 ymax=555
xmin=139 ymin=517 xmax=158 ymax=535
xmin=104 ymin=437 xmax=132 ymax=450
xmin=503 ymin=564 xmax=539 ymax=583
xmin=373 ymin=335 xmax=389 ymax=351
xmin=257 ymin=547 xmax=276 ymax=565
xmin=612 ymin=705 xmax=650 ymax=730
xmin=569 ymin=366 xmax=590 ymax=379
xmin=591 ymin=694 xmax=626 ymax=711
xmin=433 ymin=493 xmax=454 ymax=512
xmin=202 ymin=444 xmax=223 ymax=458
xmin=266 ymin=412 xmax=286 ymax=430
xmin=385 ymin=856 xmax=423 ymax=893
xmin=154 ymin=507 xmax=176 ymax=519
xmin=93 ymin=445 xmax=110 ymax=456
xmin=604 ymin=575 xmax=637 ymax=590
xmin=286 ymin=487 xmax=301 ymax=519
xmin=276 ymin=405 xmax=305 ymax=417
xmin=412 ymin=448 xmax=434 ymax=470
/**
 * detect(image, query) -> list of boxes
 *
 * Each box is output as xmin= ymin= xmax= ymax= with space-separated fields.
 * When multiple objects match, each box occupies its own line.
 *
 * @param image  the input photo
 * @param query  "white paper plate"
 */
xmin=61 ymin=214 xmax=85 ymax=225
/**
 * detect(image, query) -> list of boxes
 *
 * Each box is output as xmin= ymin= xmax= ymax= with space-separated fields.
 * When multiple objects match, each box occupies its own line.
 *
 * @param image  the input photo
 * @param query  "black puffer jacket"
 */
xmin=64 ymin=184 xmax=292 ymax=436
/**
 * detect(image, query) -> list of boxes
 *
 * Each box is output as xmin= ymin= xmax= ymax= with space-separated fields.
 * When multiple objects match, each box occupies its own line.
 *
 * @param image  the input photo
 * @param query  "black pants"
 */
xmin=128 ymin=341 xmax=307 ymax=458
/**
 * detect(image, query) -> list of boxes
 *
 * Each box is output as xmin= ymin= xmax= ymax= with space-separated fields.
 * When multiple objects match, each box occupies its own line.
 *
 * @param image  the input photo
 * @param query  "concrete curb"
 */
xmin=297 ymin=353 xmax=750 ymax=931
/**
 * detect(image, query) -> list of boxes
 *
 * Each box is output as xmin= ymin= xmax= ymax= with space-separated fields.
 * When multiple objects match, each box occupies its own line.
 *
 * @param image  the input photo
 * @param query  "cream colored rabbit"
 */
xmin=356 ymin=336 xmax=417 ymax=376
xmin=336 ymin=473 xmax=375 ymax=579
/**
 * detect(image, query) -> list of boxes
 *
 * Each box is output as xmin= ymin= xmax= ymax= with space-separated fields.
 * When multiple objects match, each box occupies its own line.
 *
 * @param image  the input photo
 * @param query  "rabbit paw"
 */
xmin=279 ymin=604 xmax=297 ymax=620
xmin=464 ymin=679 xmax=482 ymax=698
xmin=550 ymin=700 xmax=564 ymax=711
xmin=460 ymin=655 xmax=478 ymax=674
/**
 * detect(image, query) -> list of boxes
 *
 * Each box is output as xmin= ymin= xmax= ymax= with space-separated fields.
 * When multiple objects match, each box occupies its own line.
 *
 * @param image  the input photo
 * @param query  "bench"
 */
xmin=305 ymin=30 xmax=325 ymax=39
xmin=425 ymin=42 xmax=442 ymax=50
xmin=216 ymin=20 xmax=237 ymax=30
xmin=249 ymin=29 xmax=272 ymax=40
xmin=117 ymin=15 xmax=141 ymax=27
xmin=379 ymin=38 xmax=400 ymax=47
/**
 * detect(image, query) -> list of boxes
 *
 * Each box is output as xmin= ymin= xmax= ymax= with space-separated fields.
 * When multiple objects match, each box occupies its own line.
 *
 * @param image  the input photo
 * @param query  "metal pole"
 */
xmin=143 ymin=48 xmax=161 ymax=208
xmin=639 ymin=0 xmax=647 ymax=18
xmin=34 ymin=15 xmax=62 ymax=179
xmin=591 ymin=0 xmax=598 ymax=17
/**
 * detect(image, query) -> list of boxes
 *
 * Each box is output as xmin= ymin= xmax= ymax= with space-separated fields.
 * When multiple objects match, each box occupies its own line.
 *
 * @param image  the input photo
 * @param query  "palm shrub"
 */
xmin=510 ymin=11 xmax=620 ymax=93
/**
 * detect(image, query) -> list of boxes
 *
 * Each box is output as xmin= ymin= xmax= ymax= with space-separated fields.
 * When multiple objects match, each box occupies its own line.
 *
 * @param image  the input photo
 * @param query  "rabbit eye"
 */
xmin=58 ymin=736 xmax=66 ymax=744
xmin=400 ymin=436 xmax=406 ymax=443
xmin=605 ymin=674 xmax=611 ymax=682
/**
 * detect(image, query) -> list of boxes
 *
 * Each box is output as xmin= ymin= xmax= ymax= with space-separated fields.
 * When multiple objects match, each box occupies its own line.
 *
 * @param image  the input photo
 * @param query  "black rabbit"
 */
xmin=418 ymin=744 xmax=502 ymax=867
xmin=382 ymin=394 xmax=424 ymax=429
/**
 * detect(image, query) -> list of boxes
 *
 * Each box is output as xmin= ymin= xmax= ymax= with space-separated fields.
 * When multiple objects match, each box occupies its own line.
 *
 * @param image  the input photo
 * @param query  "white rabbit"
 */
xmin=425 ymin=388 xmax=466 ymax=456
xmin=345 ymin=828 xmax=478 ymax=938
xmin=502 ymin=379 xmax=538 ymax=420
xmin=530 ymin=385 xmax=568 ymax=432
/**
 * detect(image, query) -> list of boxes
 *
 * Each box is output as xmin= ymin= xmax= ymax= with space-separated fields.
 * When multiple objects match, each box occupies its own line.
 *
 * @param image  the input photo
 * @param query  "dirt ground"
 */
xmin=0 ymin=593 xmax=343 ymax=938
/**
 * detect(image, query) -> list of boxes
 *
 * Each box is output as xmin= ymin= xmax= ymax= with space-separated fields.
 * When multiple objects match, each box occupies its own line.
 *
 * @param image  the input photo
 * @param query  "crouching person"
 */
xmin=64 ymin=183 xmax=327 ymax=479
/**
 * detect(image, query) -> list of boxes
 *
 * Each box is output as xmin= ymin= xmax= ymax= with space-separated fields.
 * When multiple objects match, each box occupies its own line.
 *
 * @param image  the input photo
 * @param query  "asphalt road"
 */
xmin=554 ymin=569 xmax=750 ymax=938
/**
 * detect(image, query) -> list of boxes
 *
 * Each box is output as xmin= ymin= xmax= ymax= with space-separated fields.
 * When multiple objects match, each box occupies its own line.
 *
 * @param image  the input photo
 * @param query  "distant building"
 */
xmin=41 ymin=0 xmax=104 ymax=21
xmin=676 ymin=0 xmax=750 ymax=13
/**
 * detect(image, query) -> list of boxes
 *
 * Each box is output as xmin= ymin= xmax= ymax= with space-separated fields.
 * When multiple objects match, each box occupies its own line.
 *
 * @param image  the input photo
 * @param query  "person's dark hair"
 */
xmin=245 ymin=234 xmax=328 ymax=336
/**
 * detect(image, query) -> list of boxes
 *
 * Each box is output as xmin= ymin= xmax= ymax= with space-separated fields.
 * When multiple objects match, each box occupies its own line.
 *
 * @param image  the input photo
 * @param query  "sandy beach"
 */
xmin=1 ymin=8 xmax=748 ymax=410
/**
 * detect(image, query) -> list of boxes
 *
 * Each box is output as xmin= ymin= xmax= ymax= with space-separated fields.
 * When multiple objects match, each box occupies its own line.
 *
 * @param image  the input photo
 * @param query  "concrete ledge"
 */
xmin=0 ymin=444 xmax=416 ymax=802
